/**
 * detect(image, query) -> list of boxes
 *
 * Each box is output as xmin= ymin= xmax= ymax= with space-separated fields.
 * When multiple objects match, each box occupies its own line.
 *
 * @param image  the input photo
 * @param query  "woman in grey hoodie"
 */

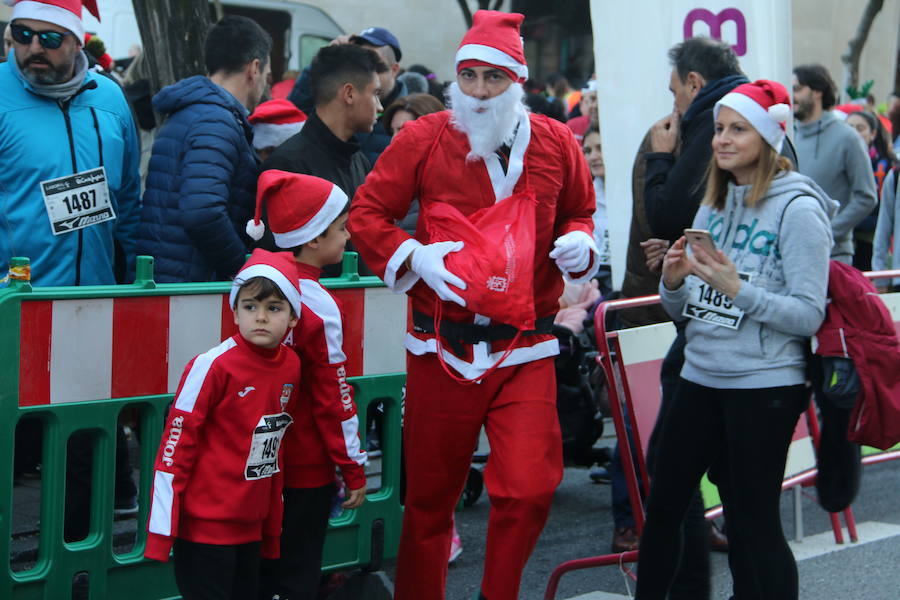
xmin=634 ymin=81 xmax=838 ymax=600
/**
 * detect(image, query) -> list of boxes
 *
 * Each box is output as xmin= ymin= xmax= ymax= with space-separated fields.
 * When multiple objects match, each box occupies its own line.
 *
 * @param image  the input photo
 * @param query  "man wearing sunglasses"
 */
xmin=0 ymin=0 xmax=140 ymax=289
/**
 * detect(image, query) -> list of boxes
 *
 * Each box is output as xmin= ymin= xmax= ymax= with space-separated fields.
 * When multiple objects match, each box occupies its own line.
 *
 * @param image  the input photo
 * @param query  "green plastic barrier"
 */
xmin=1 ymin=254 xmax=403 ymax=599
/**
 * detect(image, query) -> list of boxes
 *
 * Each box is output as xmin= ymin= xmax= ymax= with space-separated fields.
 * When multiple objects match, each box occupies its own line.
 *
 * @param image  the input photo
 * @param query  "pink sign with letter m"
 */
xmin=683 ymin=8 xmax=747 ymax=56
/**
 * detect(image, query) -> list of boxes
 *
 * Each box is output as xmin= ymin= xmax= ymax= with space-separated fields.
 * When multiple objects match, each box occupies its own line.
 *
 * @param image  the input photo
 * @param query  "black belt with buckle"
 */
xmin=412 ymin=310 xmax=554 ymax=356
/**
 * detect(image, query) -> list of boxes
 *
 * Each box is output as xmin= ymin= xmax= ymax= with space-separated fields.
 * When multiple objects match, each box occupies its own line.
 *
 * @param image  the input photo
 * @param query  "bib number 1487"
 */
xmin=62 ymin=189 xmax=98 ymax=213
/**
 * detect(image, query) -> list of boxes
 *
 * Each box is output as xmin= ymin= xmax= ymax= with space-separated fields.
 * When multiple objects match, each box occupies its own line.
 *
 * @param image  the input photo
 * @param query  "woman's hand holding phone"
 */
xmin=687 ymin=232 xmax=742 ymax=298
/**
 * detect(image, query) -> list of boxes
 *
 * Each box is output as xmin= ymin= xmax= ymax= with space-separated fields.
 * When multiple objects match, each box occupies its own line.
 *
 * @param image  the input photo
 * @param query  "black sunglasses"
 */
xmin=10 ymin=23 xmax=75 ymax=50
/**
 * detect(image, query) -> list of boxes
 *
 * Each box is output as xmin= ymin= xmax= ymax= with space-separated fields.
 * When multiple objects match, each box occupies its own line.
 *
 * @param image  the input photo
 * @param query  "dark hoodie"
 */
xmin=137 ymin=76 xmax=259 ymax=282
xmin=643 ymin=74 xmax=748 ymax=243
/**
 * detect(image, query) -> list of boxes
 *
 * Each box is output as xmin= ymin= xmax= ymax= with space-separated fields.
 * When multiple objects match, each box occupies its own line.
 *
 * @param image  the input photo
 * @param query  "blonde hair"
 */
xmin=702 ymin=143 xmax=793 ymax=211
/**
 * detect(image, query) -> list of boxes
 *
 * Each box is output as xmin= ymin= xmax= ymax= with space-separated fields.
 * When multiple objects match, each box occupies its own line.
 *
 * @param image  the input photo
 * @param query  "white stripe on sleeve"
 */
xmin=299 ymin=281 xmax=347 ymax=364
xmin=173 ymin=337 xmax=237 ymax=412
xmin=148 ymin=470 xmax=176 ymax=536
xmin=341 ymin=415 xmax=367 ymax=466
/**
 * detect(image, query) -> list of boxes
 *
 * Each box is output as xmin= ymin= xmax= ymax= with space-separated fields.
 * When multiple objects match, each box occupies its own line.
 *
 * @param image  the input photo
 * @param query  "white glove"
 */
xmin=549 ymin=231 xmax=598 ymax=274
xmin=410 ymin=241 xmax=468 ymax=307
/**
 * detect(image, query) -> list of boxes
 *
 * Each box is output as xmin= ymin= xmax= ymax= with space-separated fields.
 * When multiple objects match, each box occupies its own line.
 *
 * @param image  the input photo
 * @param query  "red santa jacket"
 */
xmin=282 ymin=262 xmax=367 ymax=490
xmin=348 ymin=110 xmax=595 ymax=378
xmin=145 ymin=334 xmax=299 ymax=562
xmin=813 ymin=260 xmax=900 ymax=449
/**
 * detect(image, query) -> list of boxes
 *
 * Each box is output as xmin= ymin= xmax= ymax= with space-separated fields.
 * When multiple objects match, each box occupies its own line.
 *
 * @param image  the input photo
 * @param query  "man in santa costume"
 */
xmin=348 ymin=10 xmax=598 ymax=600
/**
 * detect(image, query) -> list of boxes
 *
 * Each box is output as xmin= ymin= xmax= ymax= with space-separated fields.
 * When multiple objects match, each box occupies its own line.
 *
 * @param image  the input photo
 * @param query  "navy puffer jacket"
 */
xmin=137 ymin=76 xmax=258 ymax=282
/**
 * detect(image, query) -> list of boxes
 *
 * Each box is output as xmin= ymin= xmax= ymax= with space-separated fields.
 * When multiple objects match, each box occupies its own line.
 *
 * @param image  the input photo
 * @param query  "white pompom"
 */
xmin=768 ymin=103 xmax=790 ymax=123
xmin=246 ymin=219 xmax=265 ymax=241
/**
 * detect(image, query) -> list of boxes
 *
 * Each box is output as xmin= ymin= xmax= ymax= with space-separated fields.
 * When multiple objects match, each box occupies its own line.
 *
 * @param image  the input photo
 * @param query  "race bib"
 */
xmin=682 ymin=272 xmax=753 ymax=330
xmin=245 ymin=412 xmax=293 ymax=480
xmin=40 ymin=167 xmax=115 ymax=235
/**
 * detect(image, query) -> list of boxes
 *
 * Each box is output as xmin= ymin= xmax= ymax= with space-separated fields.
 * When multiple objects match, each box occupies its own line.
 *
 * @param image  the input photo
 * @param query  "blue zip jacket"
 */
xmin=0 ymin=56 xmax=141 ymax=287
xmin=137 ymin=76 xmax=258 ymax=282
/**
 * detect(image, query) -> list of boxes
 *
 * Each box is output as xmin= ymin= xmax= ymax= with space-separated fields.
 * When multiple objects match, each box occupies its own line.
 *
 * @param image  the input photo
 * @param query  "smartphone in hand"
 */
xmin=684 ymin=229 xmax=718 ymax=254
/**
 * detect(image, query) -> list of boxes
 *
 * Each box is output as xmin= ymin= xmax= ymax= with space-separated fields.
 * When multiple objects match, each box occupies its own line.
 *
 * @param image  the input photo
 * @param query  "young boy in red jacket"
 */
xmin=145 ymin=249 xmax=302 ymax=600
xmin=247 ymin=170 xmax=368 ymax=600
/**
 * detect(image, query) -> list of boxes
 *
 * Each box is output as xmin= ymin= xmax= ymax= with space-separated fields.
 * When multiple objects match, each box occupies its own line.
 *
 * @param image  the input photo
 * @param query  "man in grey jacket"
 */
xmin=792 ymin=64 xmax=876 ymax=263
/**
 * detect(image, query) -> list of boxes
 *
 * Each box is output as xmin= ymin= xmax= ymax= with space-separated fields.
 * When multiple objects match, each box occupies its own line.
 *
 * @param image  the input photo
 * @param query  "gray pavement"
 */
xmin=11 ymin=426 xmax=900 ymax=599
xmin=408 ymin=454 xmax=900 ymax=600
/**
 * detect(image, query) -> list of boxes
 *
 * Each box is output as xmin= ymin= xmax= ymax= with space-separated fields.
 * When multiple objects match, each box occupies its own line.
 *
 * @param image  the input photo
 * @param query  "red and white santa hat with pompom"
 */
xmin=714 ymin=79 xmax=792 ymax=152
xmin=246 ymin=170 xmax=347 ymax=248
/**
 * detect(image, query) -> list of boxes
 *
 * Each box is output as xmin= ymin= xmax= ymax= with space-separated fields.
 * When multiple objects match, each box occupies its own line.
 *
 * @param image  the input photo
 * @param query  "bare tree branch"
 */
xmin=841 ymin=0 xmax=884 ymax=100
xmin=456 ymin=0 xmax=473 ymax=27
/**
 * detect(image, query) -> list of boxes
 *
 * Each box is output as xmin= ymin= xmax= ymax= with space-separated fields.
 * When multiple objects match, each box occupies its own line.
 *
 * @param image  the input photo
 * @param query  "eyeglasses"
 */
xmin=10 ymin=23 xmax=75 ymax=50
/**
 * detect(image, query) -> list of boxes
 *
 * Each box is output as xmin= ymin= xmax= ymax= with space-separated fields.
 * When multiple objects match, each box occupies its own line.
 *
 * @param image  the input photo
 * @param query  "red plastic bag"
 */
xmin=425 ymin=190 xmax=537 ymax=330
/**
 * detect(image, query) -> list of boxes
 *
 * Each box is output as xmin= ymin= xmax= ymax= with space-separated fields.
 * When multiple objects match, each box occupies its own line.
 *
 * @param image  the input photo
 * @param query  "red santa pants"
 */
xmin=395 ymin=353 xmax=563 ymax=600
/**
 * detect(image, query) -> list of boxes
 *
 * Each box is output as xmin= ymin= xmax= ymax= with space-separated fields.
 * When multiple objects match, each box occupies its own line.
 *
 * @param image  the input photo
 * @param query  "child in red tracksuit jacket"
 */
xmin=145 ymin=250 xmax=302 ymax=600
xmin=246 ymin=170 xmax=367 ymax=600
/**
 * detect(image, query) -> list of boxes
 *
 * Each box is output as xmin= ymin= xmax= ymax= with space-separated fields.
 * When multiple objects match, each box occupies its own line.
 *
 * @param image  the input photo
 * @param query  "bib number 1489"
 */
xmin=697 ymin=283 xmax=733 ymax=310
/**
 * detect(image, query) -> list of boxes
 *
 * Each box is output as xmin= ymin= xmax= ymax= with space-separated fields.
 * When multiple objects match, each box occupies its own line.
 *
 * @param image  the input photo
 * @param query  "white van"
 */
xmin=1 ymin=0 xmax=344 ymax=81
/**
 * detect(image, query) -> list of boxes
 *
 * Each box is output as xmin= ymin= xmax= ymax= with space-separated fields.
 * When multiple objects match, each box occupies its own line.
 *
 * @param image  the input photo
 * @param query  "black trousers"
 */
xmin=63 ymin=426 xmax=138 ymax=542
xmin=635 ymin=378 xmax=806 ymax=600
xmin=173 ymin=539 xmax=261 ymax=600
xmin=258 ymin=483 xmax=334 ymax=600
xmin=646 ymin=326 xmax=710 ymax=600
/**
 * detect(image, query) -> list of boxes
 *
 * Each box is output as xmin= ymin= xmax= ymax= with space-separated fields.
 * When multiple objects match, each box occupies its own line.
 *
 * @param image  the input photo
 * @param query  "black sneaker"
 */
xmin=589 ymin=465 xmax=611 ymax=484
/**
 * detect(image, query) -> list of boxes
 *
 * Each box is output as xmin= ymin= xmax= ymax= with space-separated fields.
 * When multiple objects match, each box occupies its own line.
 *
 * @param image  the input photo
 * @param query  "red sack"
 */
xmin=425 ymin=190 xmax=537 ymax=330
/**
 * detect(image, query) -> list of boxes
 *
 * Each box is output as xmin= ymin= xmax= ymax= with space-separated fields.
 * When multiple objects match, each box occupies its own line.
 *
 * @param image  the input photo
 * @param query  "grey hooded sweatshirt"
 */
xmin=794 ymin=111 xmax=877 ymax=262
xmin=660 ymin=171 xmax=838 ymax=389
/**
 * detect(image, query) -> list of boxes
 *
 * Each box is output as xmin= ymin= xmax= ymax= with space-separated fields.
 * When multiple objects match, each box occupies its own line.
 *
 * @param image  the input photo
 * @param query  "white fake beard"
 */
xmin=447 ymin=81 xmax=528 ymax=162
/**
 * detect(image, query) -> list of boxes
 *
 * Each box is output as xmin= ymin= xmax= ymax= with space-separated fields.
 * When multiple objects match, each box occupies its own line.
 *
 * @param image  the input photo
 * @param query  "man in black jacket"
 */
xmin=260 ymin=44 xmax=386 ymax=273
xmin=644 ymin=38 xmax=748 ymax=243
xmin=287 ymin=27 xmax=407 ymax=165
xmin=629 ymin=38 xmax=748 ymax=600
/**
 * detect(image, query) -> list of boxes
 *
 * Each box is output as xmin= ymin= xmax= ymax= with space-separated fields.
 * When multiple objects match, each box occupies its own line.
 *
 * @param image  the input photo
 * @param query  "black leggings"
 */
xmin=634 ymin=378 xmax=807 ymax=600
xmin=173 ymin=539 xmax=261 ymax=600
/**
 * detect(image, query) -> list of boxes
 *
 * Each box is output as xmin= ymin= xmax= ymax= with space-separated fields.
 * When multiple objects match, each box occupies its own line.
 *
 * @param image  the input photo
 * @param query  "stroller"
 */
xmin=553 ymin=316 xmax=609 ymax=468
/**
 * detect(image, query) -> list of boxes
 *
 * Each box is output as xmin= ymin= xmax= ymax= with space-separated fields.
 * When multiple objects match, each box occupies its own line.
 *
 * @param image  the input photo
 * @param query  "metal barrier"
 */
xmin=1 ymin=253 xmax=406 ymax=599
xmin=544 ymin=270 xmax=900 ymax=599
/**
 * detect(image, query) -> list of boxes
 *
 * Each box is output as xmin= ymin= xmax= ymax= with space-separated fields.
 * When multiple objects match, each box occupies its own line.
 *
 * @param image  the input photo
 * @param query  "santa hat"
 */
xmin=84 ymin=33 xmax=113 ymax=71
xmin=229 ymin=249 xmax=302 ymax=317
xmin=455 ymin=10 xmax=528 ymax=83
xmin=8 ymin=0 xmax=100 ymax=43
xmin=247 ymin=170 xmax=348 ymax=248
xmin=715 ymin=79 xmax=792 ymax=152
xmin=249 ymin=99 xmax=307 ymax=151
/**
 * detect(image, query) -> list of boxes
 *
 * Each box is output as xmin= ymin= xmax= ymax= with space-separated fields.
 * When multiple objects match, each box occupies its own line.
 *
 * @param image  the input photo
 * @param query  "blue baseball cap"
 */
xmin=352 ymin=27 xmax=402 ymax=62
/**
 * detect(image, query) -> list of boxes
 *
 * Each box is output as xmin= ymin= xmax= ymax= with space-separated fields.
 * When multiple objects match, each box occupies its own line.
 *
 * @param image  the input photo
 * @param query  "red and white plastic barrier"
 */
xmin=18 ymin=287 xmax=407 ymax=407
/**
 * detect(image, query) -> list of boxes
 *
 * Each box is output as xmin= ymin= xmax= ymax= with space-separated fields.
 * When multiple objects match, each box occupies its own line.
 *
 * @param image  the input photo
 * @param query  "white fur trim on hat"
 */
xmin=715 ymin=92 xmax=785 ymax=153
xmin=272 ymin=184 xmax=348 ymax=248
xmin=229 ymin=263 xmax=302 ymax=317
xmin=455 ymin=43 xmax=528 ymax=80
xmin=12 ymin=1 xmax=85 ymax=42
xmin=252 ymin=121 xmax=304 ymax=151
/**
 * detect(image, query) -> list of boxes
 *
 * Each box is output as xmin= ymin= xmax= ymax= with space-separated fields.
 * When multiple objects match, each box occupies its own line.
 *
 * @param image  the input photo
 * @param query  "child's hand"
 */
xmin=342 ymin=486 xmax=366 ymax=509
